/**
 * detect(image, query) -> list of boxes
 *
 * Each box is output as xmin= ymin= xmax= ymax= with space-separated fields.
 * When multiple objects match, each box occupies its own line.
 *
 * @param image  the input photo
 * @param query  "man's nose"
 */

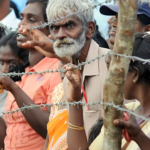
xmin=57 ymin=27 xmax=68 ymax=39
xmin=112 ymin=19 xmax=118 ymax=27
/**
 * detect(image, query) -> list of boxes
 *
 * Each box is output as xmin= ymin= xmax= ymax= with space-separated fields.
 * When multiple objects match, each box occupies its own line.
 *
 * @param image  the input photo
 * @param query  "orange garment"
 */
xmin=47 ymin=109 xmax=68 ymax=150
xmin=4 ymin=57 xmax=61 ymax=150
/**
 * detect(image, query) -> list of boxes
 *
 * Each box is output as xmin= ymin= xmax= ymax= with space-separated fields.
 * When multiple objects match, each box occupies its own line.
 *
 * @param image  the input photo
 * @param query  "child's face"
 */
xmin=0 ymin=44 xmax=19 ymax=73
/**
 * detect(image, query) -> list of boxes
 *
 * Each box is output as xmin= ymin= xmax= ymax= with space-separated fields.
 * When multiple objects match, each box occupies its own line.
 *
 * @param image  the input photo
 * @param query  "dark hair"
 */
xmin=88 ymin=118 xmax=103 ymax=146
xmin=93 ymin=22 xmax=109 ymax=49
xmin=137 ymin=14 xmax=150 ymax=26
xmin=0 ymin=32 xmax=29 ymax=81
xmin=10 ymin=1 xmax=20 ymax=18
xmin=129 ymin=32 xmax=150 ymax=84
xmin=0 ymin=27 xmax=6 ymax=39
xmin=26 ymin=0 xmax=48 ymax=22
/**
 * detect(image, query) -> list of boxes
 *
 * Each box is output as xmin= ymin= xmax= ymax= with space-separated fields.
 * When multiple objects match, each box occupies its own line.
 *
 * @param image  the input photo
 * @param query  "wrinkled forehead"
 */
xmin=50 ymin=16 xmax=83 ymax=26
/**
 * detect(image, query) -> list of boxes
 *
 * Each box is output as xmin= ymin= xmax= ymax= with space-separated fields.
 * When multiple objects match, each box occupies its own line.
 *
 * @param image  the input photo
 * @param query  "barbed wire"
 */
xmin=0 ymin=51 xmax=150 ymax=77
xmin=28 ymin=0 xmax=112 ymax=30
xmin=28 ymin=0 xmax=150 ymax=31
xmin=0 ymin=0 xmax=112 ymax=32
xmin=0 ymin=0 xmax=149 ymax=32
xmin=1 ymin=101 xmax=150 ymax=122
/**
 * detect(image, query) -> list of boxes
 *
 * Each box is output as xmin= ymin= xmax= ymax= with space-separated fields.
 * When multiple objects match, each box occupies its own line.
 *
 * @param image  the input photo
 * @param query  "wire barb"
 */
xmin=0 ymin=51 xmax=150 ymax=77
xmin=2 ymin=101 xmax=150 ymax=122
xmin=28 ymin=1 xmax=110 ymax=31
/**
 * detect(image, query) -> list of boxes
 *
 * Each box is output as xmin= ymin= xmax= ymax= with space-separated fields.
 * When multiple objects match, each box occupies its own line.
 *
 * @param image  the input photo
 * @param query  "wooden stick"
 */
xmin=102 ymin=0 xmax=138 ymax=149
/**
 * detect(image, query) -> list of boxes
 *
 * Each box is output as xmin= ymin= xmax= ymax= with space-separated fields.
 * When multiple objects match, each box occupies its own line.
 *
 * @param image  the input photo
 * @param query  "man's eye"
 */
xmin=51 ymin=26 xmax=59 ymax=31
xmin=67 ymin=23 xmax=74 ymax=29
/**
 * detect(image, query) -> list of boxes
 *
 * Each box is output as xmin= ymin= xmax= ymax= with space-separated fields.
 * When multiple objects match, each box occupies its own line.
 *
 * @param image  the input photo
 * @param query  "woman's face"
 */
xmin=17 ymin=2 xmax=49 ymax=48
xmin=123 ymin=71 xmax=136 ymax=100
xmin=0 ymin=44 xmax=19 ymax=73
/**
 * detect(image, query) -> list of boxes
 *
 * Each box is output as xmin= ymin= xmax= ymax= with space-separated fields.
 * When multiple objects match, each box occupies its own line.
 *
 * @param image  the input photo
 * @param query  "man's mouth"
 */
xmin=58 ymin=43 xmax=73 ymax=47
xmin=17 ymin=34 xmax=27 ymax=40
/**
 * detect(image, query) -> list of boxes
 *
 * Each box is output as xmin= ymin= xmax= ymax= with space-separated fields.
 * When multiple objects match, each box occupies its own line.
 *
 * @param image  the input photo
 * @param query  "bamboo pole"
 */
xmin=103 ymin=0 xmax=138 ymax=149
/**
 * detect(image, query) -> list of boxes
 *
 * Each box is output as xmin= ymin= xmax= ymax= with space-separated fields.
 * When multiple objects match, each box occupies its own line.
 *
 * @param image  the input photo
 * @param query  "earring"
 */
xmin=133 ymin=79 xmax=136 ymax=83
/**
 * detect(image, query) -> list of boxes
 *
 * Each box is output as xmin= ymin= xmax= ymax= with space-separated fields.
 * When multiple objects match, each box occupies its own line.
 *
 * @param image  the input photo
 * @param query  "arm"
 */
xmin=114 ymin=115 xmax=150 ymax=150
xmin=68 ymin=105 xmax=88 ymax=150
xmin=64 ymin=64 xmax=89 ymax=150
xmin=0 ymin=117 xmax=6 ymax=148
xmin=134 ymin=130 xmax=150 ymax=150
xmin=0 ymin=77 xmax=50 ymax=139
xmin=11 ymin=83 xmax=50 ymax=139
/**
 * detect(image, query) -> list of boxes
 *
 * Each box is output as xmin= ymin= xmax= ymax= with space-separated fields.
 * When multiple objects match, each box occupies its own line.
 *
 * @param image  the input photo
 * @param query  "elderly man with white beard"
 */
xmin=47 ymin=0 xmax=109 ymax=138
xmin=20 ymin=0 xmax=109 ymax=140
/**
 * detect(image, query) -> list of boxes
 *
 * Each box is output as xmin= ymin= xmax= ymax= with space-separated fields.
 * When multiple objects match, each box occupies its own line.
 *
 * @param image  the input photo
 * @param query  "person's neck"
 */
xmin=136 ymin=84 xmax=150 ymax=115
xmin=74 ymin=39 xmax=91 ymax=65
xmin=0 ymin=0 xmax=10 ymax=21
xmin=29 ymin=49 xmax=44 ymax=68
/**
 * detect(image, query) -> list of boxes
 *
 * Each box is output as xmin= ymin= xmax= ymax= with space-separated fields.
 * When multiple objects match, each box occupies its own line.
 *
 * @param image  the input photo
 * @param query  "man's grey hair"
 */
xmin=46 ymin=0 xmax=94 ymax=26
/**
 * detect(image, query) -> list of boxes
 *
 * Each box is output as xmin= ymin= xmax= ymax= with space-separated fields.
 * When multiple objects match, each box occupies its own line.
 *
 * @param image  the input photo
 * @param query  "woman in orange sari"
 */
xmin=43 ymin=62 xmax=68 ymax=150
xmin=45 ymin=83 xmax=68 ymax=150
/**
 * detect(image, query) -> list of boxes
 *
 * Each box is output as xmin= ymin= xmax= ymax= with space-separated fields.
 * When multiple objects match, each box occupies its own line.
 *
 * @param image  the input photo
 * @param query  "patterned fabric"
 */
xmin=50 ymin=83 xmax=64 ymax=121
xmin=47 ymin=83 xmax=68 ymax=150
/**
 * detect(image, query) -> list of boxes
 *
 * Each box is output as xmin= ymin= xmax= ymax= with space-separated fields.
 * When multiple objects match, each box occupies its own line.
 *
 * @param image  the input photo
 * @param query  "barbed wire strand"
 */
xmin=0 ymin=0 xmax=150 ymax=32
xmin=1 ymin=101 xmax=150 ymax=122
xmin=28 ymin=0 xmax=150 ymax=30
xmin=0 ymin=51 xmax=150 ymax=77
xmin=28 ymin=0 xmax=112 ymax=30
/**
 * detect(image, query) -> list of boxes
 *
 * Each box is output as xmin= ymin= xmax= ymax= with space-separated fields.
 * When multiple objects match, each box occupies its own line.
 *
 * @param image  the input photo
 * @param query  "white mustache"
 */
xmin=54 ymin=38 xmax=75 ymax=47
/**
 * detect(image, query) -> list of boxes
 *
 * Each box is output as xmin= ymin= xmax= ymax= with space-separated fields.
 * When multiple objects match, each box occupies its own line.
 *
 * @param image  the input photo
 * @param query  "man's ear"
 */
xmin=145 ymin=24 xmax=150 ymax=32
xmin=86 ymin=21 xmax=95 ymax=39
xmin=132 ymin=67 xmax=139 ymax=83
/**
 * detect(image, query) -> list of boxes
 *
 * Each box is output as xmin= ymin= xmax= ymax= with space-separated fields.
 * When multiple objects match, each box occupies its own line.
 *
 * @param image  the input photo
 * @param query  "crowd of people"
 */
xmin=0 ymin=0 xmax=150 ymax=150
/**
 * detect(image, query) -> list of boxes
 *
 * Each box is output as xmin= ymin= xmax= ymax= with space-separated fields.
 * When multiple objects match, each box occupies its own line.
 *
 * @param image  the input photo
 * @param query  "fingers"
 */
xmin=64 ymin=63 xmax=74 ymax=71
xmin=114 ymin=119 xmax=130 ymax=128
xmin=22 ymin=41 xmax=44 ymax=48
xmin=64 ymin=64 xmax=81 ymax=78
xmin=48 ymin=35 xmax=52 ymax=39
xmin=65 ymin=64 xmax=78 ymax=87
xmin=65 ymin=71 xmax=79 ymax=87
xmin=64 ymin=63 xmax=81 ymax=87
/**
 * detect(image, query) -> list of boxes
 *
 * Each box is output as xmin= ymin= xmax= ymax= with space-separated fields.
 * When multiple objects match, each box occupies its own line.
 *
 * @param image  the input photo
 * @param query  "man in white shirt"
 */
xmin=0 ymin=0 xmax=20 ymax=29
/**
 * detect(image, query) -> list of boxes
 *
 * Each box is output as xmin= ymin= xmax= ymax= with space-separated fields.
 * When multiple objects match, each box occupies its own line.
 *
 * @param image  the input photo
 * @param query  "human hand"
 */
xmin=18 ymin=25 xmax=56 ymax=58
xmin=114 ymin=113 xmax=141 ymax=141
xmin=0 ymin=76 xmax=16 ymax=91
xmin=64 ymin=64 xmax=82 ymax=102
